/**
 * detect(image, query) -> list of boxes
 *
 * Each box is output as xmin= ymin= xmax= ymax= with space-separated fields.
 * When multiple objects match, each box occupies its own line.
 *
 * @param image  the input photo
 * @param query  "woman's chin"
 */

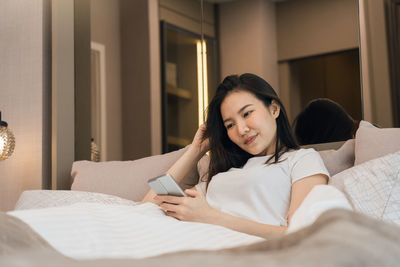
xmin=245 ymin=146 xmax=266 ymax=156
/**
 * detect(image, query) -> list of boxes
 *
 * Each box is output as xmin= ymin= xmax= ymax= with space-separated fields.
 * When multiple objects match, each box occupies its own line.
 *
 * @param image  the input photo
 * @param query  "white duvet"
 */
xmin=8 ymin=202 xmax=263 ymax=260
xmin=8 ymin=185 xmax=352 ymax=260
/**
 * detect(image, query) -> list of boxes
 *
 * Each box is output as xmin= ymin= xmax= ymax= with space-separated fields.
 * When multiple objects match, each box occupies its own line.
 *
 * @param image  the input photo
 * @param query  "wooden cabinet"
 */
xmin=161 ymin=22 xmax=218 ymax=153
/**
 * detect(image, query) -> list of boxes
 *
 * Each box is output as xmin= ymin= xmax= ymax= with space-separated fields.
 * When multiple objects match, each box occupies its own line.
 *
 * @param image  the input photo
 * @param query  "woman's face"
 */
xmin=220 ymin=90 xmax=280 ymax=156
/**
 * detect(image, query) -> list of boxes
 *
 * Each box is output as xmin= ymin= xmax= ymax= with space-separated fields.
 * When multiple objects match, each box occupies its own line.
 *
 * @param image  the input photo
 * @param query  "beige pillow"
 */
xmin=355 ymin=120 xmax=400 ymax=165
xmin=329 ymin=151 xmax=400 ymax=226
xmin=318 ymin=139 xmax=355 ymax=176
xmin=71 ymin=146 xmax=199 ymax=202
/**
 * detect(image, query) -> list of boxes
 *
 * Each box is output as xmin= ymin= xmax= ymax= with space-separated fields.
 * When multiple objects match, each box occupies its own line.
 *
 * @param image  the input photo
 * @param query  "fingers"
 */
xmin=184 ymin=189 xmax=200 ymax=198
xmin=160 ymin=202 xmax=180 ymax=213
xmin=155 ymin=195 xmax=184 ymax=204
xmin=160 ymin=201 xmax=186 ymax=221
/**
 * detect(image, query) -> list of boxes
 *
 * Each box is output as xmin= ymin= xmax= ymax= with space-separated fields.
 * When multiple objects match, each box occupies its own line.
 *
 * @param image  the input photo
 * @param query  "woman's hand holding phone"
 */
xmin=155 ymin=189 xmax=217 ymax=223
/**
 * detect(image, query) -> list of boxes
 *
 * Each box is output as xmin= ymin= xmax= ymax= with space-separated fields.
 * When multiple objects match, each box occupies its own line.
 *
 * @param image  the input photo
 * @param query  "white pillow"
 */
xmin=330 ymin=151 xmax=400 ymax=225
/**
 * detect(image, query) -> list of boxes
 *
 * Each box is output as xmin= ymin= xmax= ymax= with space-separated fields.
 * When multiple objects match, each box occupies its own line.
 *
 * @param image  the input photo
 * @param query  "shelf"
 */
xmin=167 ymin=136 xmax=191 ymax=147
xmin=161 ymin=22 xmax=216 ymax=153
xmin=166 ymin=85 xmax=192 ymax=100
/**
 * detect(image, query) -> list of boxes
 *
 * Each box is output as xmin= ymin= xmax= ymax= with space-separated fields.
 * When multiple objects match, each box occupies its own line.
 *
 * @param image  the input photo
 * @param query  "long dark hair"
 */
xmin=202 ymin=73 xmax=299 ymax=187
xmin=293 ymin=98 xmax=357 ymax=145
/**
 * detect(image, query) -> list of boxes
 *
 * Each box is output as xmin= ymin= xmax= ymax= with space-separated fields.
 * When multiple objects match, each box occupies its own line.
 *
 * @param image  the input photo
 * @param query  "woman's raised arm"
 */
xmin=141 ymin=125 xmax=209 ymax=204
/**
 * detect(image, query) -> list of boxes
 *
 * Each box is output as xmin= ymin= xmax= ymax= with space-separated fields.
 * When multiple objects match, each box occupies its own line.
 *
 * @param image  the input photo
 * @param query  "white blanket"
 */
xmin=287 ymin=185 xmax=353 ymax=233
xmin=8 ymin=202 xmax=263 ymax=260
xmin=8 ymin=185 xmax=352 ymax=260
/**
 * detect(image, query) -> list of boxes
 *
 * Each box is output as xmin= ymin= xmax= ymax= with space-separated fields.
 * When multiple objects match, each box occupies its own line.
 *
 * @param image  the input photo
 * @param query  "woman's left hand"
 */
xmin=155 ymin=189 xmax=216 ymax=223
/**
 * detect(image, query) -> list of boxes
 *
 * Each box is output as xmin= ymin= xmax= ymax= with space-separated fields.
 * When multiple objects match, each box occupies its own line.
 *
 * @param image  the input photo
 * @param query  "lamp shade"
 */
xmin=0 ymin=112 xmax=15 ymax=161
xmin=91 ymin=138 xmax=100 ymax=162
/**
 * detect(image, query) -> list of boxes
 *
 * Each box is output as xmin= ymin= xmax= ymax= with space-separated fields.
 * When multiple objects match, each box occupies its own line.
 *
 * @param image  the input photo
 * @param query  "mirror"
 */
xmin=211 ymin=0 xmax=361 ymax=146
xmin=74 ymin=0 xmax=375 ymax=161
xmin=75 ymin=0 xmax=217 ymax=161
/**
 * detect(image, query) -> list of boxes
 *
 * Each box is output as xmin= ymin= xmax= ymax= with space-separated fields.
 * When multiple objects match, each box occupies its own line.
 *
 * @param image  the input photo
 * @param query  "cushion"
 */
xmin=355 ymin=120 xmax=400 ymax=165
xmin=318 ymin=139 xmax=355 ymax=176
xmin=71 ymin=146 xmax=200 ymax=202
xmin=329 ymin=151 xmax=400 ymax=226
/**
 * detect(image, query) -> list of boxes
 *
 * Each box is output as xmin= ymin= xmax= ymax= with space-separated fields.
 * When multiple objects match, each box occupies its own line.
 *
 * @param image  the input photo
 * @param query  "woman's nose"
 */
xmin=237 ymin=122 xmax=250 ymax=136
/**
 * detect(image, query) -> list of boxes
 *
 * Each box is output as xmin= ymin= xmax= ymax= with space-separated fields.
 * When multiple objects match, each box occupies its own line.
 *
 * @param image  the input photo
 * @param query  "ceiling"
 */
xmin=204 ymin=0 xmax=287 ymax=3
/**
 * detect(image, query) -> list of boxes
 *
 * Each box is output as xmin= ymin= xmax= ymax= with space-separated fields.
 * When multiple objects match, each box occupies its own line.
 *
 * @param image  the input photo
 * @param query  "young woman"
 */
xmin=142 ymin=73 xmax=329 ymax=238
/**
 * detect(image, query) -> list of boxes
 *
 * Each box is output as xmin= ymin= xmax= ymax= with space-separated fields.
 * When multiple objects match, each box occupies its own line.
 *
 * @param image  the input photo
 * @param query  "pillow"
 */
xmin=318 ymin=139 xmax=355 ymax=176
xmin=329 ymin=151 xmax=400 ymax=226
xmin=14 ymin=190 xmax=137 ymax=210
xmin=71 ymin=146 xmax=200 ymax=202
xmin=355 ymin=120 xmax=400 ymax=165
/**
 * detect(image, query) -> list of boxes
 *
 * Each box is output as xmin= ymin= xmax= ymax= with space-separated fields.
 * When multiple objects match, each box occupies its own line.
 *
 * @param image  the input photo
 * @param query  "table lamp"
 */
xmin=0 ymin=111 xmax=16 ymax=161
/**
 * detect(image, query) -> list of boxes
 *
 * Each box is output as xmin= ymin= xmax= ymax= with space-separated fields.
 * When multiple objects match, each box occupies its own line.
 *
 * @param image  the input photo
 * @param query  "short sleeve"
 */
xmin=289 ymin=149 xmax=330 ymax=184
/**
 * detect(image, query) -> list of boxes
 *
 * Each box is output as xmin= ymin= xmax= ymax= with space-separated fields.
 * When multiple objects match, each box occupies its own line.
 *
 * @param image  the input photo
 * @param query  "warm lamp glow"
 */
xmin=0 ymin=112 xmax=15 ymax=161
xmin=197 ymin=40 xmax=208 ymax=126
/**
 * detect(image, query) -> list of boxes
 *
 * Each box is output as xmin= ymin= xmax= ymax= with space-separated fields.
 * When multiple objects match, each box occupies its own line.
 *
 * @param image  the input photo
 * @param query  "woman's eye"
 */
xmin=243 ymin=110 xmax=253 ymax=117
xmin=226 ymin=123 xmax=234 ymax=130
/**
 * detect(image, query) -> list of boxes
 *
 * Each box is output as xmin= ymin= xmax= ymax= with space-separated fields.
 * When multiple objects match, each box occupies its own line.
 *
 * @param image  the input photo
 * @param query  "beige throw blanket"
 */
xmin=1 ymin=209 xmax=400 ymax=267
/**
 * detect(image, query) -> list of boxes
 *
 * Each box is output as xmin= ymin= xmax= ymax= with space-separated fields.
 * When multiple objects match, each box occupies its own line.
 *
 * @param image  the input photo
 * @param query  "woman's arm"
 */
xmin=287 ymin=173 xmax=329 ymax=223
xmin=210 ymin=174 xmax=329 ymax=236
xmin=156 ymin=189 xmax=287 ymax=238
xmin=156 ymin=174 xmax=328 ymax=238
xmin=141 ymin=125 xmax=209 ymax=204
xmin=204 ymin=209 xmax=287 ymax=237
xmin=141 ymin=148 xmax=204 ymax=204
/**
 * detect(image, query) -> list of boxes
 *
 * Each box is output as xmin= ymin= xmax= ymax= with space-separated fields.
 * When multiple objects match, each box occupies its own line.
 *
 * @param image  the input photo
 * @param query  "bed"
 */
xmin=1 ymin=120 xmax=400 ymax=266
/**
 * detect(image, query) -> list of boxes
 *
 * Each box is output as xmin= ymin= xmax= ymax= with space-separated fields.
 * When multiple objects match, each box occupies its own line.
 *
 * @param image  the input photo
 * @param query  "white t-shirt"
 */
xmin=196 ymin=148 xmax=329 ymax=226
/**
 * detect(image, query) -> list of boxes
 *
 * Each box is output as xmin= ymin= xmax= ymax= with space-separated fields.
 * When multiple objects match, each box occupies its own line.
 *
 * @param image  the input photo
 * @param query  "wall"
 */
xmin=74 ymin=0 xmax=91 ymax=161
xmin=276 ymin=0 xmax=360 ymax=121
xmin=218 ymin=0 xmax=279 ymax=91
xmin=120 ymin=0 xmax=154 ymax=160
xmin=0 ymin=0 xmax=51 ymax=211
xmin=159 ymin=0 xmax=215 ymax=37
xmin=287 ymin=50 xmax=362 ymax=121
xmin=52 ymin=0 xmax=75 ymax=190
xmin=90 ymin=0 xmax=123 ymax=160
xmin=51 ymin=0 xmax=161 ymax=189
xmin=276 ymin=0 xmax=359 ymax=61
xmin=359 ymin=0 xmax=393 ymax=127
xmin=74 ymin=0 xmax=161 ymax=161
xmin=148 ymin=0 xmax=162 ymax=156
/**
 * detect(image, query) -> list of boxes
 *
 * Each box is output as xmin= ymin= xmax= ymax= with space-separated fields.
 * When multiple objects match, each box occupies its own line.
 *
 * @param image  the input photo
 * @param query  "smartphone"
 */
xmin=148 ymin=174 xmax=187 ymax=197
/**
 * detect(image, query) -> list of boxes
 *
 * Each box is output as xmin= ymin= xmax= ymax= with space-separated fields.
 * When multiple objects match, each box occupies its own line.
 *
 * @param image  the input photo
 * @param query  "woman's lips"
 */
xmin=245 ymin=134 xmax=257 ymax=145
